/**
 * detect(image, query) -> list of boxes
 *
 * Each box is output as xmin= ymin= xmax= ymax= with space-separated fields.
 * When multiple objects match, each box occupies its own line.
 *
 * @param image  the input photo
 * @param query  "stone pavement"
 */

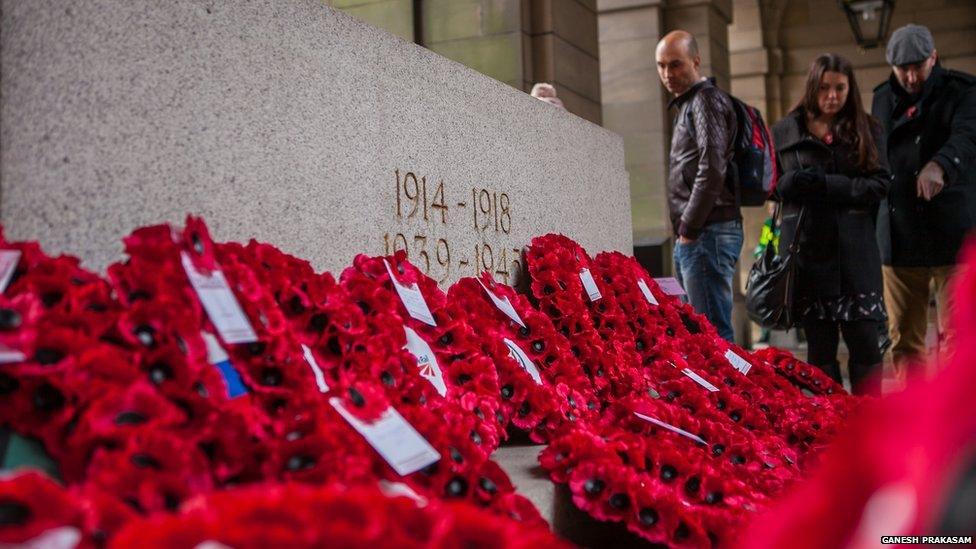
xmin=493 ymin=441 xmax=658 ymax=548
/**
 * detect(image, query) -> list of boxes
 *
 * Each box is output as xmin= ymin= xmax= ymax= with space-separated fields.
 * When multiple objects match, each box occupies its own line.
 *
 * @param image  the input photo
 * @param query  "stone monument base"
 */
xmin=493 ymin=442 xmax=660 ymax=548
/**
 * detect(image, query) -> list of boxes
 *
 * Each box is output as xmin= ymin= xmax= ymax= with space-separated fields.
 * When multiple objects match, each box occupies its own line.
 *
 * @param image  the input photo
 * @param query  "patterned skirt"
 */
xmin=798 ymin=290 xmax=887 ymax=323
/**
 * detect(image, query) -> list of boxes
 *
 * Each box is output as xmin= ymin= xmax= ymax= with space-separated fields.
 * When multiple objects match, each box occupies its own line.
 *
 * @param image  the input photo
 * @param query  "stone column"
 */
xmin=729 ymin=0 xmax=780 ymax=346
xmin=663 ymin=0 xmax=733 ymax=89
xmin=528 ymin=0 xmax=602 ymax=123
xmin=730 ymin=0 xmax=767 ymax=114
xmin=597 ymin=0 xmax=671 ymax=265
xmin=327 ymin=0 xmax=416 ymax=42
xmin=420 ymin=0 xmax=529 ymax=91
xmin=414 ymin=0 xmax=601 ymax=124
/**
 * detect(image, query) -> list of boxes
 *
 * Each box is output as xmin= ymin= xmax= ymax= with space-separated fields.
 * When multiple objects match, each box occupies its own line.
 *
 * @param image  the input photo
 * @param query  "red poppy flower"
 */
xmin=0 ymin=471 xmax=82 ymax=544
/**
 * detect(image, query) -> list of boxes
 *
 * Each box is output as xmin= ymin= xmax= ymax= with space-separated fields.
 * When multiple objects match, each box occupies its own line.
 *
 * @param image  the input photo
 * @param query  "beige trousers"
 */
xmin=882 ymin=265 xmax=957 ymax=372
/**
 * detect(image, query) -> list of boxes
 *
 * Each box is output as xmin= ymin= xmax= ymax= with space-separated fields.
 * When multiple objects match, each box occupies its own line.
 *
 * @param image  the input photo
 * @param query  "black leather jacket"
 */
xmin=667 ymin=79 xmax=739 ymax=239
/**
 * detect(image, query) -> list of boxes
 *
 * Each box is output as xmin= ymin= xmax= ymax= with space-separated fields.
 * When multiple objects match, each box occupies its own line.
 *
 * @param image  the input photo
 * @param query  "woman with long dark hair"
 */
xmin=772 ymin=53 xmax=891 ymax=395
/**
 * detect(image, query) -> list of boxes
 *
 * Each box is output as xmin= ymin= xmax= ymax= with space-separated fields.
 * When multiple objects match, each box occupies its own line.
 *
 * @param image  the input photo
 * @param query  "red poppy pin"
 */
xmin=906 ymin=105 xmax=918 ymax=119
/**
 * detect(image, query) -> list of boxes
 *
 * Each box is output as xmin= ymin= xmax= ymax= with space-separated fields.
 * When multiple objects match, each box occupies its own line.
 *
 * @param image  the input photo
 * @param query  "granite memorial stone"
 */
xmin=0 ymin=0 xmax=630 ymax=285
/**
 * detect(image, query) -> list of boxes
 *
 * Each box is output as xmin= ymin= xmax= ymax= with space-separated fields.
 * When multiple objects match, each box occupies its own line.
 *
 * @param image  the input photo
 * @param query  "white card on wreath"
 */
xmin=634 ymin=412 xmax=707 ymax=445
xmin=637 ymin=278 xmax=659 ymax=305
xmin=19 ymin=526 xmax=81 ymax=549
xmin=331 ymin=397 xmax=440 ymax=476
xmin=403 ymin=326 xmax=447 ymax=396
xmin=181 ymin=252 xmax=257 ymax=344
xmin=478 ymin=279 xmax=525 ymax=328
xmin=724 ymin=349 xmax=752 ymax=375
xmin=653 ymin=277 xmax=686 ymax=296
xmin=0 ymin=343 xmax=26 ymax=364
xmin=579 ymin=268 xmax=602 ymax=302
xmin=0 ymin=250 xmax=22 ymax=294
xmin=301 ymin=344 xmax=330 ymax=393
xmin=378 ymin=480 xmax=428 ymax=506
xmin=202 ymin=331 xmax=248 ymax=398
xmin=202 ymin=331 xmax=229 ymax=364
xmin=682 ymin=368 xmax=720 ymax=392
xmin=384 ymin=260 xmax=436 ymax=327
xmin=503 ymin=338 xmax=543 ymax=385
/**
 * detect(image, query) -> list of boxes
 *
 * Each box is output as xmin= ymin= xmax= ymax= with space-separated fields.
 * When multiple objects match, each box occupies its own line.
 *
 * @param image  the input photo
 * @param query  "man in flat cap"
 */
xmin=872 ymin=24 xmax=976 ymax=380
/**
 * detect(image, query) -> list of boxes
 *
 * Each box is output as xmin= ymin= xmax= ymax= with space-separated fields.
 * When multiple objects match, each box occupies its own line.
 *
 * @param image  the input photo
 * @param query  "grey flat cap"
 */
xmin=886 ymin=24 xmax=935 ymax=66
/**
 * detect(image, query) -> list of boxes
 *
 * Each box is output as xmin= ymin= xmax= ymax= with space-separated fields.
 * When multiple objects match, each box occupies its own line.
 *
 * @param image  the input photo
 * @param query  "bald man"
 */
xmin=657 ymin=30 xmax=741 ymax=342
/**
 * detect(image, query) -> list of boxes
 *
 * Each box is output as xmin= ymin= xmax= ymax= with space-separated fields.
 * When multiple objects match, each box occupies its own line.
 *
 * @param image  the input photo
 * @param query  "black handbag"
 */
xmin=745 ymin=204 xmax=805 ymax=330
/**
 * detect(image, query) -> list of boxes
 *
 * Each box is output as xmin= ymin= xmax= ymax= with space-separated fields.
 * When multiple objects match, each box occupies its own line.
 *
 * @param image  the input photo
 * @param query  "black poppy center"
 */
xmin=583 ymin=478 xmax=605 ymax=496
xmin=286 ymin=455 xmax=316 ymax=471
xmin=33 ymin=383 xmax=65 ymax=412
xmin=660 ymin=465 xmax=677 ymax=482
xmin=130 ymin=453 xmax=162 ymax=469
xmin=346 ymin=387 xmax=366 ymax=407
xmin=308 ymin=313 xmax=329 ymax=333
xmin=478 ymin=477 xmax=497 ymax=494
xmin=446 ymin=476 xmax=468 ymax=497
xmin=260 ymin=367 xmax=283 ymax=386
xmin=114 ymin=411 xmax=147 ymax=426
xmin=0 ymin=309 xmax=22 ymax=331
xmin=134 ymin=325 xmax=156 ymax=348
xmin=639 ymin=507 xmax=658 ymax=526
xmin=0 ymin=373 xmax=20 ymax=395
xmin=34 ymin=348 xmax=64 ymax=366
xmin=0 ymin=501 xmax=32 ymax=526
xmin=149 ymin=362 xmax=172 ymax=385
xmin=609 ymin=493 xmax=630 ymax=510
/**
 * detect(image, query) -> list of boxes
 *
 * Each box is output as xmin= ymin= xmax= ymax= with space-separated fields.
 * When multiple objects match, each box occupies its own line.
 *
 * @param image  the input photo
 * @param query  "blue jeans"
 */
xmin=672 ymin=219 xmax=743 ymax=342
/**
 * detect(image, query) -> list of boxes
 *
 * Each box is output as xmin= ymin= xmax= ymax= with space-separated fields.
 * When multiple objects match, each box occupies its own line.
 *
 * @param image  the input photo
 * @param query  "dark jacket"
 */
xmin=773 ymin=109 xmax=890 ymax=299
xmin=872 ymin=65 xmax=976 ymax=267
xmin=667 ymin=79 xmax=739 ymax=239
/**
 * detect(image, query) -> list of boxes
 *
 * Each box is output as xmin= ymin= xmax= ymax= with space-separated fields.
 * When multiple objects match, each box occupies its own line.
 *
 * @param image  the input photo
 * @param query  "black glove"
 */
xmin=778 ymin=165 xmax=825 ymax=200
xmin=792 ymin=165 xmax=827 ymax=195
xmin=796 ymin=165 xmax=825 ymax=186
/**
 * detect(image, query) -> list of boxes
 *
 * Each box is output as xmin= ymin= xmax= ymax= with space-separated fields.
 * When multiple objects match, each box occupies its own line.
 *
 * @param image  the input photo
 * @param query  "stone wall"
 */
xmin=328 ymin=0 xmax=416 ymax=42
xmin=329 ymin=0 xmax=602 ymax=124
xmin=598 ymin=1 xmax=670 ymax=249
xmin=420 ymin=0 xmax=529 ymax=92
xmin=731 ymin=0 xmax=976 ymax=120
xmin=528 ymin=0 xmax=602 ymax=123
xmin=0 ymin=0 xmax=631 ymax=285
xmin=777 ymin=0 xmax=976 ymax=115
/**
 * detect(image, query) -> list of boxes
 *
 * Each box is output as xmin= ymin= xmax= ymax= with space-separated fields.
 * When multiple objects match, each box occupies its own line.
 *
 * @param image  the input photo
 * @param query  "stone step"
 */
xmin=493 ymin=442 xmax=657 ymax=548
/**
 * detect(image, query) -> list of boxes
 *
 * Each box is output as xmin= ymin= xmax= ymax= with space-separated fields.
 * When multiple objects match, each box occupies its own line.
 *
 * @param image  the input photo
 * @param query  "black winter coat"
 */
xmin=872 ymin=65 xmax=976 ymax=267
xmin=772 ymin=109 xmax=891 ymax=300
